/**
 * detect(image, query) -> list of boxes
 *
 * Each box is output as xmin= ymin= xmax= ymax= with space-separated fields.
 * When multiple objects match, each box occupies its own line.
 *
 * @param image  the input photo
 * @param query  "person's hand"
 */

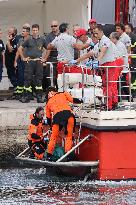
xmin=23 ymin=57 xmax=30 ymax=62
xmin=40 ymin=57 xmax=46 ymax=63
xmin=90 ymin=42 xmax=95 ymax=49
xmin=86 ymin=59 xmax=93 ymax=67
xmin=7 ymin=35 xmax=13 ymax=41
xmin=92 ymin=60 xmax=99 ymax=69
xmin=69 ymin=60 xmax=77 ymax=65
xmin=14 ymin=61 xmax=17 ymax=68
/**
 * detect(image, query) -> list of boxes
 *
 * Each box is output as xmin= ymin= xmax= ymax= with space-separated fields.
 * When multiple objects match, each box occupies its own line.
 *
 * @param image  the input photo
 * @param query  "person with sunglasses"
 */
xmin=43 ymin=21 xmax=59 ymax=91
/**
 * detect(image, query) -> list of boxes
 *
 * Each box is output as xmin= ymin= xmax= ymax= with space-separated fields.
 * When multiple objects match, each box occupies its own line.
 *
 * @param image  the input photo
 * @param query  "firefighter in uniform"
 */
xmin=5 ymin=27 xmax=19 ymax=92
xmin=45 ymin=86 xmax=83 ymax=161
xmin=28 ymin=106 xmax=47 ymax=160
xmin=14 ymin=26 xmax=30 ymax=100
xmin=19 ymin=24 xmax=46 ymax=103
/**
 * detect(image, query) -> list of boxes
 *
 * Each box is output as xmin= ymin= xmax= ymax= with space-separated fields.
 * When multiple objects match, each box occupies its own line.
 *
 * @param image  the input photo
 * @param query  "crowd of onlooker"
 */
xmin=0 ymin=18 xmax=136 ymax=104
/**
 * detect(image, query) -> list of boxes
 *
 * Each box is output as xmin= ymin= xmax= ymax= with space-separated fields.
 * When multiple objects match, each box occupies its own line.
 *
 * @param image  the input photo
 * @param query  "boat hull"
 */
xmin=76 ymin=125 xmax=136 ymax=180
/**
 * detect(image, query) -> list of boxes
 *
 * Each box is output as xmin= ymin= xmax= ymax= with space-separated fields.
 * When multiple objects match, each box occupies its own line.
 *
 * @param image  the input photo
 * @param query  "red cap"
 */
xmin=75 ymin=28 xmax=87 ymax=38
xmin=89 ymin=18 xmax=97 ymax=24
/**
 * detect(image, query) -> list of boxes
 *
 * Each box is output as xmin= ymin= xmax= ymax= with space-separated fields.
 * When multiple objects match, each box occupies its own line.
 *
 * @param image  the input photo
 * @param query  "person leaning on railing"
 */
xmin=110 ymin=32 xmax=133 ymax=102
xmin=69 ymin=25 xmax=118 ymax=111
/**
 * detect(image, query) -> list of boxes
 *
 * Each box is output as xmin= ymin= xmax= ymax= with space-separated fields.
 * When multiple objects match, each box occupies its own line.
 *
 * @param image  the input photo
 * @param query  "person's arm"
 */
xmin=47 ymin=43 xmax=56 ymax=50
xmin=45 ymin=104 xmax=52 ymax=127
xmin=43 ymin=49 xmax=51 ymax=62
xmin=14 ymin=50 xmax=20 ymax=68
xmin=73 ymin=43 xmax=90 ymax=50
xmin=64 ymin=92 xmax=74 ymax=103
xmin=97 ymin=46 xmax=107 ymax=62
xmin=76 ymin=50 xmax=94 ymax=64
xmin=18 ymin=46 xmax=25 ymax=60
xmin=30 ymin=122 xmax=41 ymax=140
xmin=64 ymin=92 xmax=83 ymax=103
xmin=18 ymin=45 xmax=30 ymax=61
xmin=2 ymin=51 xmax=5 ymax=67
xmin=126 ymin=45 xmax=131 ymax=54
xmin=6 ymin=37 xmax=13 ymax=53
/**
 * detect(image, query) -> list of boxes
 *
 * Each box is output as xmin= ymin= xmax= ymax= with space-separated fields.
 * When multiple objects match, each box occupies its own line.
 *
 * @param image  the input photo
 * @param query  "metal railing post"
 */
xmin=46 ymin=62 xmax=54 ymax=86
xmin=81 ymin=66 xmax=85 ymax=99
xmin=62 ymin=64 xmax=66 ymax=92
xmin=106 ymin=66 xmax=109 ymax=110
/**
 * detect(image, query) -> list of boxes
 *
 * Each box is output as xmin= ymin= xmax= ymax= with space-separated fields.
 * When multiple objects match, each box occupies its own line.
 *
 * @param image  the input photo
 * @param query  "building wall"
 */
xmin=44 ymin=0 xmax=89 ymax=33
xmin=92 ymin=0 xmax=115 ymax=24
xmin=0 ymin=0 xmax=89 ymax=42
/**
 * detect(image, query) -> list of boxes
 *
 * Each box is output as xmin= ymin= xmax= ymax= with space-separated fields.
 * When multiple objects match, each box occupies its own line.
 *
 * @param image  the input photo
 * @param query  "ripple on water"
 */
xmin=0 ymin=168 xmax=136 ymax=204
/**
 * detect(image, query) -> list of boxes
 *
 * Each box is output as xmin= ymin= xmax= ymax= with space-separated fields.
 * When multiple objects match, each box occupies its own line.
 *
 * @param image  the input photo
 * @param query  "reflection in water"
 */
xmin=0 ymin=168 xmax=136 ymax=204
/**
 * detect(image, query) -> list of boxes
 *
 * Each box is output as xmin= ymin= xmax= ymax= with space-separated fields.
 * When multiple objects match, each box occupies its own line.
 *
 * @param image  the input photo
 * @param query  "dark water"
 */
xmin=0 ymin=168 xmax=136 ymax=205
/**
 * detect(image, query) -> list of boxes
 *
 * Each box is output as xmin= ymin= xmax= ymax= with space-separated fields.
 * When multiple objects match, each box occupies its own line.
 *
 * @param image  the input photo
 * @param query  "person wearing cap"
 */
xmin=75 ymin=28 xmax=94 ymax=65
xmin=88 ymin=18 xmax=97 ymax=38
xmin=70 ymin=25 xmax=118 ymax=110
xmin=47 ymin=22 xmax=92 ymax=75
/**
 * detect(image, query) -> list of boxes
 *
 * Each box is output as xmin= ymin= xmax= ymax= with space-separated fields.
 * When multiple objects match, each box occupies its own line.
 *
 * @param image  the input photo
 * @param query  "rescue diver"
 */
xmin=45 ymin=86 xmax=83 ymax=161
xmin=28 ymin=106 xmax=47 ymax=160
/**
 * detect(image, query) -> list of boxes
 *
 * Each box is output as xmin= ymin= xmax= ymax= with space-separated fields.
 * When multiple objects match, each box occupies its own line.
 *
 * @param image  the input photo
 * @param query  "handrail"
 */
xmin=62 ymin=62 xmax=134 ymax=111
xmin=57 ymin=134 xmax=92 ymax=162
xmin=46 ymin=62 xmax=54 ymax=86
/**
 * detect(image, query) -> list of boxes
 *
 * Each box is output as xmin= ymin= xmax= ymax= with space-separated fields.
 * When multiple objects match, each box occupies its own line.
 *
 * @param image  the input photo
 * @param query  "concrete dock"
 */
xmin=0 ymin=100 xmax=45 ymax=128
xmin=0 ymin=100 xmax=45 ymax=165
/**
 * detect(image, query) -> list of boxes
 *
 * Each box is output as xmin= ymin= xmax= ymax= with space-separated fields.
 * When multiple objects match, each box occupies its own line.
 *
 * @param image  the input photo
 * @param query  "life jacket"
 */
xmin=31 ymin=143 xmax=45 ymax=160
xmin=46 ymin=92 xmax=73 ymax=119
xmin=28 ymin=114 xmax=44 ymax=143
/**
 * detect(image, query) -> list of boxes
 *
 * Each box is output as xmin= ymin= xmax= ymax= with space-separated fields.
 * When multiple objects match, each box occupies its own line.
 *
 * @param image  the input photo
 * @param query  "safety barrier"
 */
xmin=44 ymin=62 xmax=54 ymax=87
xmin=61 ymin=62 xmax=134 ymax=111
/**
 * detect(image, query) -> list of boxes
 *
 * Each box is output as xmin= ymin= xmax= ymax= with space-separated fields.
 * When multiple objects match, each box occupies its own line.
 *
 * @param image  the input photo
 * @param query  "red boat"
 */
xmin=17 ymin=62 xmax=136 ymax=180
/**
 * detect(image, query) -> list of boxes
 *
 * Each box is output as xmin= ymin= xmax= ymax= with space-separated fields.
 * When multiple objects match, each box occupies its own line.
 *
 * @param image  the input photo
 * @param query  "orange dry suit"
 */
xmin=46 ymin=92 xmax=82 ymax=154
xmin=28 ymin=114 xmax=47 ymax=160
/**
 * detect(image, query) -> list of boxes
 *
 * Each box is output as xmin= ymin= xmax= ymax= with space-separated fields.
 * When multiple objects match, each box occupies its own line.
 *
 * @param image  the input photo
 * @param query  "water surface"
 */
xmin=0 ymin=168 xmax=136 ymax=205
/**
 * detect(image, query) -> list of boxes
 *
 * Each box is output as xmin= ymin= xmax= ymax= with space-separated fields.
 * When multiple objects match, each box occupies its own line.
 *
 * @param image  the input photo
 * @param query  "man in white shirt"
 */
xmin=47 ymin=23 xmax=91 ymax=74
xmin=73 ymin=25 xmax=117 ymax=110
xmin=116 ymin=23 xmax=131 ymax=54
xmin=110 ymin=32 xmax=133 ymax=102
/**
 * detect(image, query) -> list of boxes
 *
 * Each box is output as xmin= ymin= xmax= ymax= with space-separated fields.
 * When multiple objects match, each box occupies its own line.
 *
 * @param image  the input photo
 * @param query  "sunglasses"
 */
xmin=51 ymin=25 xmax=58 ymax=28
